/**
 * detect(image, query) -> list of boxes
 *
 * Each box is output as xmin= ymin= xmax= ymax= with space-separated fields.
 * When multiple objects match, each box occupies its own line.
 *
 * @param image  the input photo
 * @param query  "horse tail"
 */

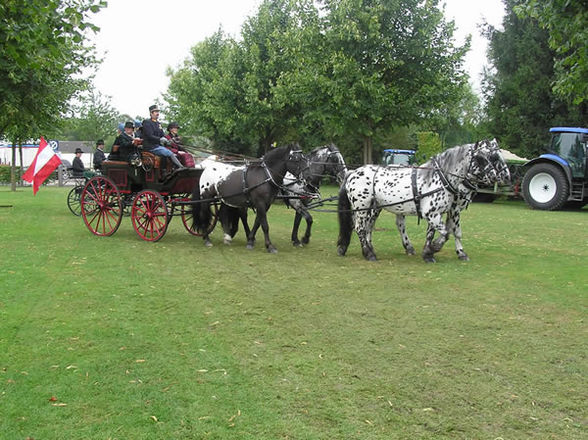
xmin=219 ymin=204 xmax=240 ymax=238
xmin=337 ymin=184 xmax=353 ymax=255
xmin=191 ymin=184 xmax=211 ymax=234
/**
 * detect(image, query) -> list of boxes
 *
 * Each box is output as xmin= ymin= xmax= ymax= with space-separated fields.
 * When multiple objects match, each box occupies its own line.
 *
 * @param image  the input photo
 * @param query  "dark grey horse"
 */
xmin=282 ymin=143 xmax=348 ymax=246
xmin=192 ymin=144 xmax=308 ymax=253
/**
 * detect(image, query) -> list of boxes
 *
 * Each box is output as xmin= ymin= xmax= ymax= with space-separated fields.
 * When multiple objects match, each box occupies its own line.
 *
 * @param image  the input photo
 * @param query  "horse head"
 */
xmin=285 ymin=144 xmax=309 ymax=181
xmin=467 ymin=139 xmax=510 ymax=187
xmin=325 ymin=143 xmax=348 ymax=185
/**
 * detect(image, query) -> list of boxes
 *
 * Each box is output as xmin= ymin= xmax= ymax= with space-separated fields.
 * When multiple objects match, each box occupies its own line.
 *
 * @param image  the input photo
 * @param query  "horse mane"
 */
xmin=422 ymin=144 xmax=473 ymax=176
xmin=261 ymin=144 xmax=297 ymax=167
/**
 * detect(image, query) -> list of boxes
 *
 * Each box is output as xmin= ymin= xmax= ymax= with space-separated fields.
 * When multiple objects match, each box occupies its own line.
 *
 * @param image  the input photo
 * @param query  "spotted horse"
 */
xmin=337 ymin=139 xmax=510 ymax=262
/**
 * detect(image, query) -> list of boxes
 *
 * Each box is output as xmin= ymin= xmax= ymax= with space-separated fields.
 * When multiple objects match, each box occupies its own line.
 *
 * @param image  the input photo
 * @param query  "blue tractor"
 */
xmin=522 ymin=127 xmax=588 ymax=210
xmin=382 ymin=148 xmax=415 ymax=166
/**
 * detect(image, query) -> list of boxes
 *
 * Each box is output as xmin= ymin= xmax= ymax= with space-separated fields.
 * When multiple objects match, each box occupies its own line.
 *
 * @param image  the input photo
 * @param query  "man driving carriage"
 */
xmin=142 ymin=105 xmax=184 ymax=172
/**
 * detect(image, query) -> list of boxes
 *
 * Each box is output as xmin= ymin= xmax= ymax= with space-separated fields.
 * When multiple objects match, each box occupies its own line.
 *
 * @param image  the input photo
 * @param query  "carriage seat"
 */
xmin=141 ymin=151 xmax=173 ymax=172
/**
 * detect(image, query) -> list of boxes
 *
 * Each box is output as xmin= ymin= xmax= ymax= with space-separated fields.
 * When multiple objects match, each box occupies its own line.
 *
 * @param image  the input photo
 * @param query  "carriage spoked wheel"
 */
xmin=131 ymin=190 xmax=169 ymax=242
xmin=80 ymin=176 xmax=123 ymax=236
xmin=177 ymin=196 xmax=219 ymax=236
xmin=67 ymin=184 xmax=84 ymax=216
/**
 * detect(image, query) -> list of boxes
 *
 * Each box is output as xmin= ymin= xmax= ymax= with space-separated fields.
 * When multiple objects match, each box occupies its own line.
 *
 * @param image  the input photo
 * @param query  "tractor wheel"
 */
xmin=522 ymin=163 xmax=569 ymax=210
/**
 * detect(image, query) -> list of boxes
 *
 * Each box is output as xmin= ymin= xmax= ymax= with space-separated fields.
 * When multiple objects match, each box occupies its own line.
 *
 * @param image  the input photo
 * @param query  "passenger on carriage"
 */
xmin=164 ymin=122 xmax=195 ymax=168
xmin=142 ymin=105 xmax=184 ymax=171
xmin=109 ymin=121 xmax=141 ymax=162
xmin=72 ymin=148 xmax=86 ymax=177
xmin=93 ymin=139 xmax=106 ymax=171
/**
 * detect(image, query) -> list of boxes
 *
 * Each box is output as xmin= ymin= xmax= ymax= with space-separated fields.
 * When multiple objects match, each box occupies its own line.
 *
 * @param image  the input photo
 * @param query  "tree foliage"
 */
xmin=483 ymin=0 xmax=586 ymax=158
xmin=49 ymin=87 xmax=119 ymax=149
xmin=166 ymin=0 xmax=469 ymax=161
xmin=515 ymin=0 xmax=588 ymax=105
xmin=0 ymin=0 xmax=106 ymax=140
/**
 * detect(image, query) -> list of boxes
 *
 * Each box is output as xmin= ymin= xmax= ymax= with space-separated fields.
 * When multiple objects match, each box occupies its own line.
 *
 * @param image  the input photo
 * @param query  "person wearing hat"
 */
xmin=72 ymin=147 xmax=86 ymax=177
xmin=164 ymin=122 xmax=195 ymax=168
xmin=110 ymin=121 xmax=142 ymax=162
xmin=93 ymin=139 xmax=106 ymax=171
xmin=142 ymin=105 xmax=184 ymax=172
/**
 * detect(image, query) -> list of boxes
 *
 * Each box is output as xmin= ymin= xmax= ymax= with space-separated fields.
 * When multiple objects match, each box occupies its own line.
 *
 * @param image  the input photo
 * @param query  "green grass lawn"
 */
xmin=1 ymin=186 xmax=586 ymax=439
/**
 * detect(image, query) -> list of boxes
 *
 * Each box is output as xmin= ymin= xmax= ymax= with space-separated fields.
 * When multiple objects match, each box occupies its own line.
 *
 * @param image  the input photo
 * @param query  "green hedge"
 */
xmin=0 ymin=165 xmax=21 ymax=183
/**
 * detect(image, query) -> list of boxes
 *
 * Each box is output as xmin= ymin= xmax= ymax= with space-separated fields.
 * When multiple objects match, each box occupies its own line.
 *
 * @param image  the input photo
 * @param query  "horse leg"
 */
xmin=356 ymin=209 xmax=378 ymax=261
xmin=300 ymin=208 xmax=313 ymax=245
xmin=291 ymin=211 xmax=303 ymax=247
xmin=246 ymin=215 xmax=260 ymax=250
xmin=255 ymin=209 xmax=277 ymax=253
xmin=395 ymin=214 xmax=416 ymax=255
xmin=447 ymin=210 xmax=469 ymax=261
xmin=239 ymin=208 xmax=250 ymax=239
xmin=421 ymin=216 xmax=449 ymax=263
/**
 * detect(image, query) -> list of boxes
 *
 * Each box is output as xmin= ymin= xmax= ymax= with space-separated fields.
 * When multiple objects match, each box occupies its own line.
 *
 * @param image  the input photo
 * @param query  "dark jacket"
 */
xmin=72 ymin=156 xmax=85 ymax=177
xmin=141 ymin=118 xmax=165 ymax=150
xmin=110 ymin=133 xmax=137 ymax=161
xmin=93 ymin=148 xmax=106 ymax=170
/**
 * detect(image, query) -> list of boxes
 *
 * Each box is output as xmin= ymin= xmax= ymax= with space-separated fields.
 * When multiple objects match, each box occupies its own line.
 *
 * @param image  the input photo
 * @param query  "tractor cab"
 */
xmin=382 ymin=149 xmax=415 ymax=166
xmin=546 ymin=127 xmax=588 ymax=179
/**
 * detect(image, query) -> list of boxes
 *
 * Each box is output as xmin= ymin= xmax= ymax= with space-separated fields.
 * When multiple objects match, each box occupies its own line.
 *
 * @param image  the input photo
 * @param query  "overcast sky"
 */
xmin=88 ymin=0 xmax=505 ymax=119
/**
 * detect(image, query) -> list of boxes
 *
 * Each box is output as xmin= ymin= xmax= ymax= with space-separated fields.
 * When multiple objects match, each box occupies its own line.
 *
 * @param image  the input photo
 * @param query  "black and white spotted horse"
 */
xmin=337 ymin=139 xmax=510 ymax=262
xmin=281 ymin=143 xmax=348 ymax=246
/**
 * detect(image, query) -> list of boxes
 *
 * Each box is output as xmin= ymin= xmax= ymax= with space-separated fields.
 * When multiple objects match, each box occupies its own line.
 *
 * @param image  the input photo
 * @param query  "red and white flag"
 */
xmin=22 ymin=137 xmax=62 ymax=195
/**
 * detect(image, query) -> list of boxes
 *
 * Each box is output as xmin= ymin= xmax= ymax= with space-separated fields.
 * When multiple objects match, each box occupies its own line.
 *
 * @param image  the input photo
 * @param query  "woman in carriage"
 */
xmin=164 ymin=122 xmax=195 ymax=168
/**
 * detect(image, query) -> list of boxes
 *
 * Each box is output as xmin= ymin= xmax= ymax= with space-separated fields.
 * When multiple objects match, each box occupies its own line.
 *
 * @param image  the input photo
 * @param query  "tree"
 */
xmin=483 ymin=0 xmax=586 ymax=158
xmin=515 ymin=0 xmax=588 ymax=105
xmin=50 ymin=87 xmax=119 ymax=148
xmin=0 ymin=0 xmax=106 ymax=188
xmin=316 ymin=0 xmax=469 ymax=163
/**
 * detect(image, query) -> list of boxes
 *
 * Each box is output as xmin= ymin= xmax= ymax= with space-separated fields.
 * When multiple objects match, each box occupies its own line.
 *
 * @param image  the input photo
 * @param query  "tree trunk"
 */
xmin=10 ymin=141 xmax=16 ymax=192
xmin=18 ymin=143 xmax=23 ymax=184
xmin=362 ymin=136 xmax=373 ymax=164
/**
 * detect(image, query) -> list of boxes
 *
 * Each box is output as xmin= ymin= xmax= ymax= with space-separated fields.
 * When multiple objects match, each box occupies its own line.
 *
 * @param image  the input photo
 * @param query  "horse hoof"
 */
xmin=223 ymin=239 xmax=232 ymax=245
xmin=337 ymin=246 xmax=347 ymax=256
xmin=267 ymin=247 xmax=278 ymax=254
xmin=458 ymin=255 xmax=470 ymax=261
xmin=292 ymin=240 xmax=302 ymax=247
xmin=423 ymin=257 xmax=436 ymax=263
xmin=301 ymin=237 xmax=310 ymax=245
xmin=204 ymin=240 xmax=213 ymax=248
xmin=406 ymin=246 xmax=416 ymax=255
xmin=246 ymin=244 xmax=254 ymax=250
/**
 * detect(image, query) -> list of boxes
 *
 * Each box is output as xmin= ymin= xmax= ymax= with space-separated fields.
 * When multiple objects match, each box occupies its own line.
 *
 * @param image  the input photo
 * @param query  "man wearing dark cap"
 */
xmin=142 ymin=105 xmax=184 ymax=171
xmin=93 ymin=139 xmax=106 ymax=171
xmin=110 ymin=121 xmax=141 ymax=162
xmin=72 ymin=147 xmax=86 ymax=177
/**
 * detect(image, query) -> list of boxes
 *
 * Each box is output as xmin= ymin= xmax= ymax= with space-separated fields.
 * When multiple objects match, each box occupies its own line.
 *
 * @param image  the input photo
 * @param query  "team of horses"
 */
xmin=191 ymin=139 xmax=510 ymax=262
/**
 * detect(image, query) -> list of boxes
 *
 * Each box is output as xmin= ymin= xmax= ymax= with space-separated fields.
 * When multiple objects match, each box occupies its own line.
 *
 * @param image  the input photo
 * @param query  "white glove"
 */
xmin=160 ymin=137 xmax=171 ymax=146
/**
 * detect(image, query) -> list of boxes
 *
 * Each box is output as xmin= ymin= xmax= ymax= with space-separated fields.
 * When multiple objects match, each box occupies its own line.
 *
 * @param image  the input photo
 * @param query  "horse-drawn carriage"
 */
xmin=79 ymin=151 xmax=217 ymax=242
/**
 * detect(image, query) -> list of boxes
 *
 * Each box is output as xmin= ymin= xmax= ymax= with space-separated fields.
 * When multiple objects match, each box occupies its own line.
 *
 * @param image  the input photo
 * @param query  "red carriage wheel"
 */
xmin=80 ymin=176 xmax=123 ymax=236
xmin=131 ymin=190 xmax=169 ymax=242
xmin=180 ymin=198 xmax=219 ymax=236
